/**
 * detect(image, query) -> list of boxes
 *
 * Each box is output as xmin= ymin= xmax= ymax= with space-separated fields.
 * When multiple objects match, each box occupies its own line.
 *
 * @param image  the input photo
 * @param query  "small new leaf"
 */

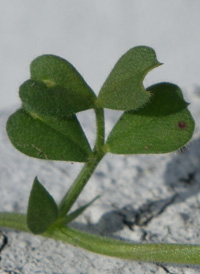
xmin=106 ymin=83 xmax=195 ymax=154
xmin=27 ymin=177 xmax=58 ymax=234
xmin=97 ymin=46 xmax=161 ymax=110
xmin=64 ymin=195 xmax=100 ymax=225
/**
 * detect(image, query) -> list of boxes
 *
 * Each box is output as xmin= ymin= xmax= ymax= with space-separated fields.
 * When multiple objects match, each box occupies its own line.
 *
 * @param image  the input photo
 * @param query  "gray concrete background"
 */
xmin=1 ymin=1 xmax=200 ymax=273
xmin=0 ymin=89 xmax=200 ymax=273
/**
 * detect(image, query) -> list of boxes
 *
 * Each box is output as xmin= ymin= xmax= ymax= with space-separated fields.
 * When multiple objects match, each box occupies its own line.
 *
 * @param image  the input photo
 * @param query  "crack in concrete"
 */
xmin=0 ymin=232 xmax=15 ymax=273
xmin=0 ymin=269 xmax=21 ymax=274
xmin=0 ymin=231 xmax=8 ymax=254
xmin=157 ymin=264 xmax=175 ymax=274
xmin=140 ymin=229 xmax=148 ymax=241
xmin=117 ymin=194 xmax=178 ymax=230
xmin=179 ymin=171 xmax=196 ymax=185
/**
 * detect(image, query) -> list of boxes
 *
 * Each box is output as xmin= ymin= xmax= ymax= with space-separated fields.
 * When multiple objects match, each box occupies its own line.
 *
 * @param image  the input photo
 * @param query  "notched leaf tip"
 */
xmin=97 ymin=46 xmax=162 ymax=111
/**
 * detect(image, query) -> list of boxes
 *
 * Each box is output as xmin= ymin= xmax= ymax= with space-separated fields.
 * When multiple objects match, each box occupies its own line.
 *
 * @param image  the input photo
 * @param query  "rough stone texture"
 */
xmin=0 ymin=87 xmax=200 ymax=273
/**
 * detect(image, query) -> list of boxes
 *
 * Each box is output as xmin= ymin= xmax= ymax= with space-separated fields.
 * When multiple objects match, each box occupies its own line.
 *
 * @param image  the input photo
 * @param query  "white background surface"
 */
xmin=0 ymin=0 xmax=200 ymax=110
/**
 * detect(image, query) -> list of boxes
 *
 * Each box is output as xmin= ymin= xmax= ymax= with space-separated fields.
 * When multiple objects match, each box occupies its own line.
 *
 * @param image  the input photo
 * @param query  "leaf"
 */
xmin=29 ymin=54 xmax=96 ymax=115
xmin=64 ymin=195 xmax=100 ymax=225
xmin=97 ymin=46 xmax=161 ymax=111
xmin=27 ymin=177 xmax=58 ymax=234
xmin=106 ymin=83 xmax=195 ymax=154
xmin=7 ymin=54 xmax=94 ymax=162
xmin=19 ymin=79 xmax=94 ymax=117
xmin=6 ymin=108 xmax=92 ymax=162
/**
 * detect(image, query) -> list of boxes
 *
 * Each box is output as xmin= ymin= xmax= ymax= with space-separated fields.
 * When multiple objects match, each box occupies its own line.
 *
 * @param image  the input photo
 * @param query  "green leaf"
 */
xmin=6 ymin=109 xmax=92 ymax=162
xmin=97 ymin=46 xmax=161 ymax=111
xmin=29 ymin=54 xmax=96 ymax=115
xmin=27 ymin=177 xmax=58 ymax=234
xmin=64 ymin=195 xmax=100 ymax=225
xmin=106 ymin=83 xmax=195 ymax=154
xmin=19 ymin=79 xmax=95 ymax=118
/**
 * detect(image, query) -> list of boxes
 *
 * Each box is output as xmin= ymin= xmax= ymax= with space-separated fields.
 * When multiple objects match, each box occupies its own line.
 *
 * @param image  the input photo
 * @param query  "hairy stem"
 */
xmin=58 ymin=152 xmax=104 ymax=217
xmin=53 ymin=226 xmax=200 ymax=265
xmin=0 ymin=212 xmax=200 ymax=265
xmin=58 ymin=108 xmax=105 ymax=217
xmin=93 ymin=108 xmax=105 ymax=151
xmin=0 ymin=212 xmax=29 ymax=232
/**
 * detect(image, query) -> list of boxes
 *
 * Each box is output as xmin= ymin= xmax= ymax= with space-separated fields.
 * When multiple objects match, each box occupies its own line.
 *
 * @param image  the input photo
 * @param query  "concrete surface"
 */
xmin=0 ymin=85 xmax=200 ymax=273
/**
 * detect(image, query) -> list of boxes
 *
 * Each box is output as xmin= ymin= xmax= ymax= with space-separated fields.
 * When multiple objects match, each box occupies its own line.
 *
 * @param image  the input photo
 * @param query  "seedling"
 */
xmin=0 ymin=46 xmax=199 ymax=265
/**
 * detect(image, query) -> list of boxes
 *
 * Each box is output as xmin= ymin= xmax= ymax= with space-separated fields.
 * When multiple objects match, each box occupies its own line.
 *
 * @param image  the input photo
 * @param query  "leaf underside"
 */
xmin=106 ymin=83 xmax=195 ymax=154
xmin=97 ymin=46 xmax=161 ymax=111
xmin=6 ymin=109 xmax=91 ymax=162
xmin=27 ymin=177 xmax=58 ymax=234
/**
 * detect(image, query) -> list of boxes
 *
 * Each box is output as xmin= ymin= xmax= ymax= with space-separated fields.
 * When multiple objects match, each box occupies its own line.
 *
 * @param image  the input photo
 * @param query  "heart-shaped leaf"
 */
xmin=27 ymin=177 xmax=58 ymax=234
xmin=97 ymin=46 xmax=161 ymax=111
xmin=29 ymin=54 xmax=96 ymax=115
xmin=6 ymin=108 xmax=91 ymax=162
xmin=106 ymin=83 xmax=195 ymax=154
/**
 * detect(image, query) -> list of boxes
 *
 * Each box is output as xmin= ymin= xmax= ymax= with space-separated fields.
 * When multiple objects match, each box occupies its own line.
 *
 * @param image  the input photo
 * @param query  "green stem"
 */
xmin=1 ymin=212 xmax=200 ymax=265
xmin=93 ymin=108 xmax=105 ymax=151
xmin=58 ymin=152 xmax=104 ymax=217
xmin=58 ymin=108 xmax=105 ymax=217
xmin=0 ymin=212 xmax=29 ymax=232
xmin=53 ymin=226 xmax=200 ymax=265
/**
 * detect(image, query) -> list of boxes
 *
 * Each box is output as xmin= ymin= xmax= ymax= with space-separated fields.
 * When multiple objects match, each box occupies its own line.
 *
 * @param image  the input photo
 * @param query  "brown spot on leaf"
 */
xmin=178 ymin=121 xmax=187 ymax=129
